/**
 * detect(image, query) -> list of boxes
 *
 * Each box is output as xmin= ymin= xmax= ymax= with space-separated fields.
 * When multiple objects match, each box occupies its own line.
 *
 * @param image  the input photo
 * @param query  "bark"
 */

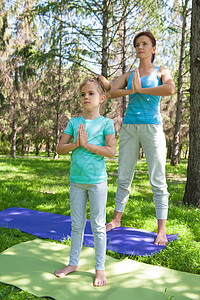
xmin=183 ymin=0 xmax=200 ymax=207
xmin=102 ymin=0 xmax=109 ymax=78
xmin=47 ymin=136 xmax=51 ymax=157
xmin=121 ymin=8 xmax=127 ymax=119
xmin=54 ymin=10 xmax=62 ymax=160
xmin=11 ymin=116 xmax=17 ymax=158
xmin=21 ymin=130 xmax=25 ymax=156
xmin=171 ymin=0 xmax=189 ymax=166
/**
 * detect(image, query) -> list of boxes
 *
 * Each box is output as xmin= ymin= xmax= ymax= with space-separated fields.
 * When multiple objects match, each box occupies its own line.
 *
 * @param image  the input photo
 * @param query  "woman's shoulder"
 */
xmin=157 ymin=66 xmax=173 ymax=82
xmin=158 ymin=66 xmax=170 ymax=76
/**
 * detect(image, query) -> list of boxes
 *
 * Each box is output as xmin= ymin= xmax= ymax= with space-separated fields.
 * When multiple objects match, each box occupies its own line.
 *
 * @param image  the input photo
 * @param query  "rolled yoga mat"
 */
xmin=0 ymin=239 xmax=199 ymax=300
xmin=0 ymin=207 xmax=179 ymax=256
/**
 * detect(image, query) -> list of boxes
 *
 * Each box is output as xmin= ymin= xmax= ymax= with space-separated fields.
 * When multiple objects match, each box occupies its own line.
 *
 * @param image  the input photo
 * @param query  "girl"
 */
xmin=103 ymin=31 xmax=175 ymax=245
xmin=54 ymin=77 xmax=116 ymax=286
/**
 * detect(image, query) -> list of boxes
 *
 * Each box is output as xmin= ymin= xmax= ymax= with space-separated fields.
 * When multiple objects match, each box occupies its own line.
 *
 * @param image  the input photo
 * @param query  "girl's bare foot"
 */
xmin=54 ymin=265 xmax=78 ymax=278
xmin=94 ymin=270 xmax=107 ymax=287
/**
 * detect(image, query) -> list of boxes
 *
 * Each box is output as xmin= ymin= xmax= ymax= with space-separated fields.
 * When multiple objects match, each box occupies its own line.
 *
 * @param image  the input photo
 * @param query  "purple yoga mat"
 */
xmin=0 ymin=207 xmax=178 ymax=256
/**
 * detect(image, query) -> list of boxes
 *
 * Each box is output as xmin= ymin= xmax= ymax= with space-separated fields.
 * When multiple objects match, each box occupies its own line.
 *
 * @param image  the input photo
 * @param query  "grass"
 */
xmin=0 ymin=154 xmax=199 ymax=299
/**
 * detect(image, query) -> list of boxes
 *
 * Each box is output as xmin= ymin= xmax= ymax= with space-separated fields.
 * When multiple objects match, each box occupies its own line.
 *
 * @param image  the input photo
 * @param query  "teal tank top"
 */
xmin=123 ymin=66 xmax=163 ymax=125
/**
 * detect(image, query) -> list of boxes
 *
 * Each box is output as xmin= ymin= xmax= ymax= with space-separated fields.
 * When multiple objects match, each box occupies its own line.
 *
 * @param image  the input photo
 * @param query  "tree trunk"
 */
xmin=27 ymin=139 xmax=31 ymax=154
xmin=54 ymin=11 xmax=62 ymax=160
xmin=21 ymin=130 xmax=25 ymax=156
xmin=11 ymin=116 xmax=17 ymax=158
xmin=102 ymin=0 xmax=109 ymax=78
xmin=121 ymin=7 xmax=127 ymax=119
xmin=47 ymin=136 xmax=51 ymax=157
xmin=167 ymin=140 xmax=172 ymax=159
xmin=171 ymin=0 xmax=189 ymax=166
xmin=183 ymin=0 xmax=200 ymax=207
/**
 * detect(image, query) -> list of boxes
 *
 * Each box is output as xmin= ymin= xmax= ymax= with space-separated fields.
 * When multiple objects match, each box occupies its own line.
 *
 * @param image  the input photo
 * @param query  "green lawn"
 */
xmin=0 ymin=155 xmax=199 ymax=299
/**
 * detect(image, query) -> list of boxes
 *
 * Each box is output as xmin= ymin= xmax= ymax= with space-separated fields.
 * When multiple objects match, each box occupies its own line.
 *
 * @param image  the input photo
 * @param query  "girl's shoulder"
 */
xmin=68 ymin=116 xmax=84 ymax=125
xmin=70 ymin=116 xmax=84 ymax=121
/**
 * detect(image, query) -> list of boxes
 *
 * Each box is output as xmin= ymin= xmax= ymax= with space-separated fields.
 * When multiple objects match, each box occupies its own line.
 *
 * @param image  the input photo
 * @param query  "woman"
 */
xmin=103 ymin=31 xmax=175 ymax=245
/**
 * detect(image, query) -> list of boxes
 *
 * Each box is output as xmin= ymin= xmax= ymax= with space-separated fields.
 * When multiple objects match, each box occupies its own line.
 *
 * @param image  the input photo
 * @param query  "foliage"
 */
xmin=0 ymin=0 xmax=192 ymax=158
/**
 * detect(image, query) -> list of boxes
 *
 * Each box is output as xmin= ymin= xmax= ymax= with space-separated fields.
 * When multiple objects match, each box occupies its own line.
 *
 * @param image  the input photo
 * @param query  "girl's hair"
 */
xmin=79 ymin=76 xmax=110 ymax=95
xmin=133 ymin=31 xmax=156 ymax=63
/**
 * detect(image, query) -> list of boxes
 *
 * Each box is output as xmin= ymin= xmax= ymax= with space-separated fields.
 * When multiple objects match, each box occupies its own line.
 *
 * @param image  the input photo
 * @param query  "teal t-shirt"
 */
xmin=64 ymin=116 xmax=115 ymax=184
xmin=123 ymin=67 xmax=163 ymax=125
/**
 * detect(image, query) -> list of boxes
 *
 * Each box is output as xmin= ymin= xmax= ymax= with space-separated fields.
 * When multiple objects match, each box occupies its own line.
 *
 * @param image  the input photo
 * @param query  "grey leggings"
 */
xmin=115 ymin=124 xmax=169 ymax=219
xmin=69 ymin=181 xmax=107 ymax=270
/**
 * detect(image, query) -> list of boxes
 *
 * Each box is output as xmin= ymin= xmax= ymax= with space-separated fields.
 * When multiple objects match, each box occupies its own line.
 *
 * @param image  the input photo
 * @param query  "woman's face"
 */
xmin=134 ymin=35 xmax=156 ymax=61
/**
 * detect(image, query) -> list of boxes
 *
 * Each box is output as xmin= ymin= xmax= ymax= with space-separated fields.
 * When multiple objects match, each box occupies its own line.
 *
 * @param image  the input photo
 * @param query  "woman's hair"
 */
xmin=133 ymin=31 xmax=156 ymax=63
xmin=79 ymin=76 xmax=110 ymax=95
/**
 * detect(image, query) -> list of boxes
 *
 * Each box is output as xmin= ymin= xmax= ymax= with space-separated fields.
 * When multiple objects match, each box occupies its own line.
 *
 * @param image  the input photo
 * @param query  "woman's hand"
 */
xmin=132 ymin=68 xmax=142 ymax=93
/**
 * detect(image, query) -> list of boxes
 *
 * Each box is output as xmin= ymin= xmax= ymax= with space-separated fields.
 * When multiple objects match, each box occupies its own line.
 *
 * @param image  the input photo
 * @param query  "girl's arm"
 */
xmin=79 ymin=124 xmax=116 ymax=158
xmin=133 ymin=68 xmax=176 ymax=96
xmin=56 ymin=132 xmax=79 ymax=154
xmin=83 ymin=134 xmax=116 ymax=158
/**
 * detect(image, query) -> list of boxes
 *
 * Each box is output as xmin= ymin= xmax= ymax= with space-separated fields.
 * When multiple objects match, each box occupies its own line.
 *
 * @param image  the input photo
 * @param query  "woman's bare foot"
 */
xmin=106 ymin=220 xmax=121 ymax=232
xmin=54 ymin=265 xmax=78 ymax=278
xmin=106 ymin=211 xmax=122 ymax=232
xmin=154 ymin=233 xmax=168 ymax=245
xmin=154 ymin=219 xmax=168 ymax=245
xmin=94 ymin=270 xmax=107 ymax=287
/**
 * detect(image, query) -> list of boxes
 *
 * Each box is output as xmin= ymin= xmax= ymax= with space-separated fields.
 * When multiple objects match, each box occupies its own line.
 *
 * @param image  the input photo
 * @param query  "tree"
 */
xmin=171 ymin=0 xmax=190 ymax=166
xmin=183 ymin=0 xmax=200 ymax=207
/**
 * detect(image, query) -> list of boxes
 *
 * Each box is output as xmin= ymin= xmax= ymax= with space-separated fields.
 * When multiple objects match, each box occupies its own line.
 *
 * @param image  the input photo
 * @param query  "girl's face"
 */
xmin=80 ymin=82 xmax=105 ymax=112
xmin=134 ymin=35 xmax=156 ymax=61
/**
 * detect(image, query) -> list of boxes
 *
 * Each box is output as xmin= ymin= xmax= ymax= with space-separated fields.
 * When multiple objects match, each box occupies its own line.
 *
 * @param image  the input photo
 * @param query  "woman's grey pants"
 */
xmin=115 ymin=124 xmax=169 ymax=220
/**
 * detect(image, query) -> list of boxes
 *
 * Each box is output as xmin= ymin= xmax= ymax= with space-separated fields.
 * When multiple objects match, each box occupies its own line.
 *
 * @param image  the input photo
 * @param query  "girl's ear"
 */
xmin=100 ymin=94 xmax=106 ymax=104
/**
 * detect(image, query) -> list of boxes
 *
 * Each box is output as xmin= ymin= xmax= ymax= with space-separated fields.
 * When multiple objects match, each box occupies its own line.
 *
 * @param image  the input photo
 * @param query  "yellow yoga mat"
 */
xmin=0 ymin=239 xmax=199 ymax=300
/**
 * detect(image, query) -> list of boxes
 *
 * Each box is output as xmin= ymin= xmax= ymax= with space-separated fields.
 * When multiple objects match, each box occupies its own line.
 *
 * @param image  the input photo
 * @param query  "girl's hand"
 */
xmin=133 ymin=68 xmax=142 ymax=93
xmin=75 ymin=128 xmax=80 ymax=148
xmin=79 ymin=124 xmax=88 ymax=148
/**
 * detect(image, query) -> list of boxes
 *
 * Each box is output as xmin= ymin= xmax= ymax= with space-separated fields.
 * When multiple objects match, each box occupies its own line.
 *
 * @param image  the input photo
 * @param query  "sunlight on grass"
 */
xmin=0 ymin=156 xmax=199 ymax=284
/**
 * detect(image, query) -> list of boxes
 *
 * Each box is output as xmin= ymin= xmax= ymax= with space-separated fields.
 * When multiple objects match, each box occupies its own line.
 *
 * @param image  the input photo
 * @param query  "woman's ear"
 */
xmin=152 ymin=45 xmax=156 ymax=54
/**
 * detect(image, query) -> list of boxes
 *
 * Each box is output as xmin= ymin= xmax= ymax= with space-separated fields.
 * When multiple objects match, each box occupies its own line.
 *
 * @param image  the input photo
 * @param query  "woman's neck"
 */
xmin=139 ymin=59 xmax=154 ymax=70
xmin=138 ymin=59 xmax=155 ymax=77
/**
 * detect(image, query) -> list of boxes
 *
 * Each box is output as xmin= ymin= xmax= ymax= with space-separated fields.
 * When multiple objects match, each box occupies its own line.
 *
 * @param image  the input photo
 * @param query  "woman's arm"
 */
xmin=133 ymin=68 xmax=176 ymax=96
xmin=100 ymin=72 xmax=133 ymax=99
xmin=56 ymin=132 xmax=79 ymax=154
xmin=79 ymin=124 xmax=116 ymax=158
